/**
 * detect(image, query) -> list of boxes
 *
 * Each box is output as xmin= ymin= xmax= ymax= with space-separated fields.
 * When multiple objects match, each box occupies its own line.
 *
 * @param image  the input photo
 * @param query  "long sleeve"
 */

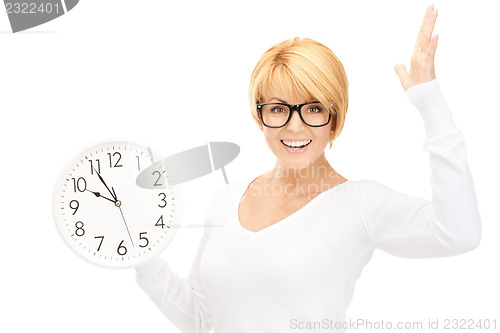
xmin=134 ymin=186 xmax=227 ymax=333
xmin=135 ymin=229 xmax=213 ymax=332
xmin=361 ymin=78 xmax=482 ymax=258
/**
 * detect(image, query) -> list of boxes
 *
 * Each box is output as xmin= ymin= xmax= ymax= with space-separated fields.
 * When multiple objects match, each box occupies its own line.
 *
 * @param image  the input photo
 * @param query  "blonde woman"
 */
xmin=135 ymin=5 xmax=481 ymax=332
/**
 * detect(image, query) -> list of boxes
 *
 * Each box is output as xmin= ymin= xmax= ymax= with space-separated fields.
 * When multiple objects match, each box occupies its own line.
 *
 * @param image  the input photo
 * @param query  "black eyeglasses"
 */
xmin=256 ymin=101 xmax=332 ymax=128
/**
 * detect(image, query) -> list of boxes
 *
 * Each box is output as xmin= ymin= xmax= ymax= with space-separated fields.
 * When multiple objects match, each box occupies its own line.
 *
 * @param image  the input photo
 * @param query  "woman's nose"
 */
xmin=286 ymin=109 xmax=305 ymax=131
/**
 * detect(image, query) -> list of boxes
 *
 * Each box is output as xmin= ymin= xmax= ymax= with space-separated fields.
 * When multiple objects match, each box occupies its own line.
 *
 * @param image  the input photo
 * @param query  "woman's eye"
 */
xmin=271 ymin=107 xmax=285 ymax=113
xmin=307 ymin=106 xmax=323 ymax=113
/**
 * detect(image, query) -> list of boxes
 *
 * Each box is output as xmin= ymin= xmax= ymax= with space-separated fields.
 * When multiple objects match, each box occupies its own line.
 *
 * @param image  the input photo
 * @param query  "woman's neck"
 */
xmin=264 ymin=153 xmax=345 ymax=197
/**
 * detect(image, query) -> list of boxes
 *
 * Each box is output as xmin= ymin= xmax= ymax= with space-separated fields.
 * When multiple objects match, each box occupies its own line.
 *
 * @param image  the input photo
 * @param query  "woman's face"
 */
xmin=259 ymin=83 xmax=333 ymax=170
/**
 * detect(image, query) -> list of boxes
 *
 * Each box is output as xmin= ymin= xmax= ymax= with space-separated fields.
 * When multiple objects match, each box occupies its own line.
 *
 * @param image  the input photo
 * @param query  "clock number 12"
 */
xmin=107 ymin=152 xmax=123 ymax=168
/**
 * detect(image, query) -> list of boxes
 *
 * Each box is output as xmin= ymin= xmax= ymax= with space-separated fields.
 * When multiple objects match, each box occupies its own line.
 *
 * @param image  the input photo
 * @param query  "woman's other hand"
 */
xmin=394 ymin=4 xmax=439 ymax=91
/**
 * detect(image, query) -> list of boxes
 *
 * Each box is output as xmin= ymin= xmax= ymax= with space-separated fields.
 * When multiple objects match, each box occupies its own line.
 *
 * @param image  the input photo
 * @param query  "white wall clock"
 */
xmin=52 ymin=140 xmax=182 ymax=269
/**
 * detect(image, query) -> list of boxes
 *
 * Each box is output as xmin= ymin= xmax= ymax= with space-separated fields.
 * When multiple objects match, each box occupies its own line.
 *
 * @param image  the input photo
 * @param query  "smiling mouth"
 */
xmin=280 ymin=140 xmax=312 ymax=149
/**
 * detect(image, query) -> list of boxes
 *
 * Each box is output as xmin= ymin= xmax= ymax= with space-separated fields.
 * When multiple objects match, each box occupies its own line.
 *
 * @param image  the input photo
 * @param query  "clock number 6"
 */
xmin=117 ymin=240 xmax=127 ymax=256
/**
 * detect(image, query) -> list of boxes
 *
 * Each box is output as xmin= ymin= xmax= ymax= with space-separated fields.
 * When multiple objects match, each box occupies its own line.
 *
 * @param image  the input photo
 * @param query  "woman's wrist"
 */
xmin=405 ymin=78 xmax=457 ymax=137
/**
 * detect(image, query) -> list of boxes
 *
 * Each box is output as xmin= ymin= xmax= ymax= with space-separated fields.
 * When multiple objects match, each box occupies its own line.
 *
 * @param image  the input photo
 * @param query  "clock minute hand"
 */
xmin=93 ymin=167 xmax=117 ymax=201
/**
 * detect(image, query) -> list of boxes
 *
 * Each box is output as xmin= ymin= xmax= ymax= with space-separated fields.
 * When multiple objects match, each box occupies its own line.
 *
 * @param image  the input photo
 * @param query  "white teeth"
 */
xmin=282 ymin=140 xmax=311 ymax=148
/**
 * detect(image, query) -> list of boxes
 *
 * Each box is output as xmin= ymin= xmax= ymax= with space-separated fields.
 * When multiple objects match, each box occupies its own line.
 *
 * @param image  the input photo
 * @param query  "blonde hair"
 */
xmin=248 ymin=37 xmax=348 ymax=149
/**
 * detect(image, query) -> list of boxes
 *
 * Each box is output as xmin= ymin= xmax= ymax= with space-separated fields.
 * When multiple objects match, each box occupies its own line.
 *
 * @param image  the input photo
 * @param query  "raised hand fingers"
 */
xmin=416 ymin=4 xmax=438 ymax=50
xmin=429 ymin=33 xmax=439 ymax=58
xmin=395 ymin=4 xmax=439 ymax=91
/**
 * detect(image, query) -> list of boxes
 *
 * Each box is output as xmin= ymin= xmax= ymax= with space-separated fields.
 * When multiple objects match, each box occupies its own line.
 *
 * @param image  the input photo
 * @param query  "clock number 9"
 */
xmin=69 ymin=200 xmax=79 ymax=215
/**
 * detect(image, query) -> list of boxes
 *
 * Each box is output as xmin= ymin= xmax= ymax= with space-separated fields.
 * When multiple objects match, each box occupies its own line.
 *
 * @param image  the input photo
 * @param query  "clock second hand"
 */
xmin=117 ymin=206 xmax=134 ymax=247
xmin=113 ymin=188 xmax=135 ymax=247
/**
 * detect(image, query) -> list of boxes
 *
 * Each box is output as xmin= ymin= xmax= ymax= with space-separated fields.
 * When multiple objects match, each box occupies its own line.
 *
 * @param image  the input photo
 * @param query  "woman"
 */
xmin=135 ymin=4 xmax=481 ymax=332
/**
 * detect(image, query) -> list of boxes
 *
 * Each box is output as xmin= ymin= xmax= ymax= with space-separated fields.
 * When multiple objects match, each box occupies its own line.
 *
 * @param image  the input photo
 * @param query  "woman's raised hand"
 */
xmin=394 ymin=4 xmax=439 ymax=91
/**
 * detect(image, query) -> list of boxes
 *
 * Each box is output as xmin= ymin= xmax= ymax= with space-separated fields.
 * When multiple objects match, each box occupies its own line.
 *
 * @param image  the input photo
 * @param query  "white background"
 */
xmin=1 ymin=0 xmax=499 ymax=332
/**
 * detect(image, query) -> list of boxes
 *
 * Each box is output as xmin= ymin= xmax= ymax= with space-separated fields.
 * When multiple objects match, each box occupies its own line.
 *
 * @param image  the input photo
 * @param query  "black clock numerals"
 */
xmin=155 ymin=215 xmax=165 ymax=228
xmin=69 ymin=200 xmax=79 ymax=215
xmin=94 ymin=236 xmax=104 ymax=251
xmin=75 ymin=221 xmax=85 ymax=237
xmin=71 ymin=177 xmax=87 ymax=192
xmin=117 ymin=240 xmax=127 ymax=256
xmin=89 ymin=159 xmax=101 ymax=175
xmin=158 ymin=193 xmax=167 ymax=208
xmin=86 ymin=233 xmax=150 ymax=255
xmin=139 ymin=232 xmax=149 ymax=248
xmin=107 ymin=152 xmax=123 ymax=168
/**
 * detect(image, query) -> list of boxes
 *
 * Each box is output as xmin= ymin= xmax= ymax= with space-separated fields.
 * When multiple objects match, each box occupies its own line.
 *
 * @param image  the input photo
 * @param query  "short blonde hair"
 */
xmin=248 ymin=37 xmax=349 ymax=149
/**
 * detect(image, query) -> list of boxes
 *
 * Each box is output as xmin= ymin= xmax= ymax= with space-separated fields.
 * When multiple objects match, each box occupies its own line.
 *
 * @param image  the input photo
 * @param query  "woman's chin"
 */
xmin=276 ymin=155 xmax=316 ymax=171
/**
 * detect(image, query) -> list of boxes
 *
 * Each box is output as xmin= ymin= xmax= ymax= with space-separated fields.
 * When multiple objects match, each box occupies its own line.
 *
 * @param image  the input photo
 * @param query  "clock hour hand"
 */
xmin=93 ymin=167 xmax=117 ymax=201
xmin=85 ymin=189 xmax=116 ymax=204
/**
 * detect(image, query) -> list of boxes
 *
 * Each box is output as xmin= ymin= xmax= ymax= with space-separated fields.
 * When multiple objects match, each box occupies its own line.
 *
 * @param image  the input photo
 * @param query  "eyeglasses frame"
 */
xmin=256 ymin=101 xmax=332 ymax=128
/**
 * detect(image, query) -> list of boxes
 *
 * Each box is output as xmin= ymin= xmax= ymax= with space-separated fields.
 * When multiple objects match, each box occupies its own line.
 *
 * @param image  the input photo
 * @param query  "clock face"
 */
xmin=52 ymin=140 xmax=182 ymax=269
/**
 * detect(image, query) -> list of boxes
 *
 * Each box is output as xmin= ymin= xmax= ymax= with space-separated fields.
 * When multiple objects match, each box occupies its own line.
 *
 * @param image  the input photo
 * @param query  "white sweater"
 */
xmin=135 ymin=79 xmax=482 ymax=333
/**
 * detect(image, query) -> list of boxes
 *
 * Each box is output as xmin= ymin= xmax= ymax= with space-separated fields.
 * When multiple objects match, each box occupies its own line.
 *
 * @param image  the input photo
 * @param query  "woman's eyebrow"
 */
xmin=269 ymin=97 xmax=287 ymax=103
xmin=269 ymin=97 xmax=317 ymax=103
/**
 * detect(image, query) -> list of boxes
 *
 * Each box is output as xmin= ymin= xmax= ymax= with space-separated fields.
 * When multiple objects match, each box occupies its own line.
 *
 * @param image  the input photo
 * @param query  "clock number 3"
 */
xmin=158 ymin=193 xmax=167 ymax=208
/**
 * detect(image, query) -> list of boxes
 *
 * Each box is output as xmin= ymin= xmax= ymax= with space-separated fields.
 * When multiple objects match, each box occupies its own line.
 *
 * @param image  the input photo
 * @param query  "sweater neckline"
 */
xmin=234 ymin=176 xmax=352 ymax=236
